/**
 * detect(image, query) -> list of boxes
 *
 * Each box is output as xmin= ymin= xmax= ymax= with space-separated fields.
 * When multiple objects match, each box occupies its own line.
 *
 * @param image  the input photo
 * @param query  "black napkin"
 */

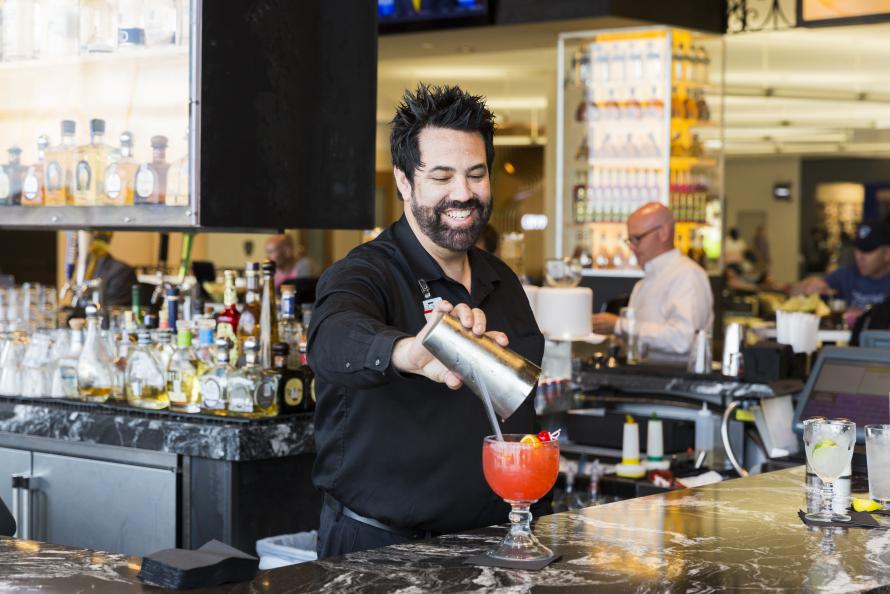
xmin=138 ymin=539 xmax=258 ymax=590
xmin=797 ymin=510 xmax=890 ymax=529
xmin=464 ymin=552 xmax=561 ymax=571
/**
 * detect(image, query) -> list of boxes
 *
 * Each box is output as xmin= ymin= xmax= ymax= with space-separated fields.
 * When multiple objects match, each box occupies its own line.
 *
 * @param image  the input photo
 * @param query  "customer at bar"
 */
xmin=591 ymin=202 xmax=714 ymax=364
xmin=308 ymin=84 xmax=544 ymax=558
xmin=796 ymin=219 xmax=890 ymax=314
xmin=264 ymin=233 xmax=315 ymax=287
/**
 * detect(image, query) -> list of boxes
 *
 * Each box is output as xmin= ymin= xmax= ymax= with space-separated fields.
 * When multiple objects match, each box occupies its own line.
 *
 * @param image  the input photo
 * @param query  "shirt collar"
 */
xmin=643 ymin=248 xmax=681 ymax=276
xmin=390 ymin=214 xmax=501 ymax=301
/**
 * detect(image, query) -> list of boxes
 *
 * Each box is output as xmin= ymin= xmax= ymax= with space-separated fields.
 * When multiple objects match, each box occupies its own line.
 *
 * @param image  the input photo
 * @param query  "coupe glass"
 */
xmin=803 ymin=418 xmax=856 ymax=523
xmin=482 ymin=434 xmax=560 ymax=561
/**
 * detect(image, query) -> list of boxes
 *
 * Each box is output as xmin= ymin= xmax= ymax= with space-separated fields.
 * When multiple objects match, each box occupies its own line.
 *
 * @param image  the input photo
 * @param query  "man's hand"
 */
xmin=591 ymin=312 xmax=620 ymax=335
xmin=391 ymin=300 xmax=509 ymax=389
xmin=794 ymin=276 xmax=831 ymax=296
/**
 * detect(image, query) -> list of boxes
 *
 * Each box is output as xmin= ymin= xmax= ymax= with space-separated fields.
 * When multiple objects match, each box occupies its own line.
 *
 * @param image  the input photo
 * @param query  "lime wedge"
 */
xmin=811 ymin=438 xmax=839 ymax=469
xmin=853 ymin=497 xmax=882 ymax=512
xmin=813 ymin=438 xmax=838 ymax=452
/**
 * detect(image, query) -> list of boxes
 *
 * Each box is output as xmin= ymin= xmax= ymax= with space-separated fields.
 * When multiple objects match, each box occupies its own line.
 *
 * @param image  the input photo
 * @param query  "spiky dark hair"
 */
xmin=390 ymin=83 xmax=495 ymax=190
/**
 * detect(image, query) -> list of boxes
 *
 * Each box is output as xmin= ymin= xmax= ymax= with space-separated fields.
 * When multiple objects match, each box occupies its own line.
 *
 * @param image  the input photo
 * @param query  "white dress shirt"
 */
xmin=619 ymin=249 xmax=714 ymax=364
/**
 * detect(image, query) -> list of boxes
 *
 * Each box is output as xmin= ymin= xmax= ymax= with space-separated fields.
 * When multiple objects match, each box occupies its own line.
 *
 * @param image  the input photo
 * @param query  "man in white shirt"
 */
xmin=591 ymin=202 xmax=713 ymax=364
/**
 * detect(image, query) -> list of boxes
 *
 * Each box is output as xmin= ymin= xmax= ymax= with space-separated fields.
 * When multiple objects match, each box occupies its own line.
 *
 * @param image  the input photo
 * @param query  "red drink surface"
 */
xmin=482 ymin=439 xmax=560 ymax=502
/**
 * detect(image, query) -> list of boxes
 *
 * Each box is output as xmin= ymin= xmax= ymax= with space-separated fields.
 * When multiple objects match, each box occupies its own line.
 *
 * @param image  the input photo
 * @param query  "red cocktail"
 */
xmin=482 ymin=434 xmax=560 ymax=561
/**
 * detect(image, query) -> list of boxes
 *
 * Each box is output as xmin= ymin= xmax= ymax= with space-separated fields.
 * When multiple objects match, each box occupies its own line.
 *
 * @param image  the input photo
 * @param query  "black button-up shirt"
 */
xmin=309 ymin=215 xmax=545 ymax=534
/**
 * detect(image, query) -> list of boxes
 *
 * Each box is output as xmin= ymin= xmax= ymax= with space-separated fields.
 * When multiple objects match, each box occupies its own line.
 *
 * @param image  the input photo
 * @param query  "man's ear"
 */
xmin=394 ymin=166 xmax=412 ymax=202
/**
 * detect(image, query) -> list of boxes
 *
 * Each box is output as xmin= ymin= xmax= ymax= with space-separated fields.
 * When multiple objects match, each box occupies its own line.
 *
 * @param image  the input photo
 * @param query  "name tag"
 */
xmin=423 ymin=297 xmax=443 ymax=320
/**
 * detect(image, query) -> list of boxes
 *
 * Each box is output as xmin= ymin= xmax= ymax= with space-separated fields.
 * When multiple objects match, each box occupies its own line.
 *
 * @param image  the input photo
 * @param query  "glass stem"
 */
xmin=821 ymin=481 xmax=835 ymax=517
xmin=508 ymin=502 xmax=532 ymax=536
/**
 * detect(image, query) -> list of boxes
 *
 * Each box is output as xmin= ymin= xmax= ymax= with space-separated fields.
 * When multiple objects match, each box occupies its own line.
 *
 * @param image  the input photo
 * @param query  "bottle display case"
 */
xmin=0 ymin=0 xmax=376 ymax=230
xmin=556 ymin=27 xmax=723 ymax=276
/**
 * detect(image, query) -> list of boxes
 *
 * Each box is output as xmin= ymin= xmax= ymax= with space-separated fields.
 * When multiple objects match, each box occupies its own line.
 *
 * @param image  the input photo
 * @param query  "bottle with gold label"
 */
xmin=228 ymin=338 xmax=277 ymax=417
xmin=125 ymin=331 xmax=169 ymax=410
xmin=101 ymin=131 xmax=137 ymax=205
xmin=199 ymin=337 xmax=232 ymax=415
xmin=21 ymin=136 xmax=49 ymax=207
xmin=73 ymin=118 xmax=115 ymax=206
xmin=215 ymin=270 xmax=241 ymax=364
xmin=134 ymin=135 xmax=170 ymax=204
xmin=273 ymin=342 xmax=303 ymax=414
xmin=44 ymin=120 xmax=76 ymax=205
xmin=76 ymin=304 xmax=114 ymax=402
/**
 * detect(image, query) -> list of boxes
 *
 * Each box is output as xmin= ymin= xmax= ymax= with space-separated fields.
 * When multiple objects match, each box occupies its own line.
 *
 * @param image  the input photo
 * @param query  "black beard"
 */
xmin=410 ymin=194 xmax=492 ymax=252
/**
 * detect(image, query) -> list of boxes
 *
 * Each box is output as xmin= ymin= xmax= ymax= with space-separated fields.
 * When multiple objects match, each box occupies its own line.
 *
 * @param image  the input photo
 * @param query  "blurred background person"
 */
xmin=723 ymin=227 xmax=746 ymax=266
xmin=265 ymin=234 xmax=316 ymax=287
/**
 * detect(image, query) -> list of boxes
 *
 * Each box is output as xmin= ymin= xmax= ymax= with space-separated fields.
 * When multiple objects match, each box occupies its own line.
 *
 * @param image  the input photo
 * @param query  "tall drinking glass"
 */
xmin=865 ymin=425 xmax=890 ymax=510
xmin=803 ymin=418 xmax=856 ymax=522
xmin=620 ymin=307 xmax=640 ymax=364
xmin=482 ymin=435 xmax=560 ymax=561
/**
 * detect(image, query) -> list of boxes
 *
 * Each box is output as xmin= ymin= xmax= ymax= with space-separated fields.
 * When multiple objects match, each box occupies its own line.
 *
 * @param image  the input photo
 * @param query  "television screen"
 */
xmin=378 ymin=0 xmax=488 ymax=26
xmin=799 ymin=0 xmax=890 ymax=26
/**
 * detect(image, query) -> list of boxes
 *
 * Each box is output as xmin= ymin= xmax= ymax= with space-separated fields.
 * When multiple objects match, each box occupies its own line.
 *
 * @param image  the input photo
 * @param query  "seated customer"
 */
xmin=796 ymin=220 xmax=890 ymax=316
xmin=591 ymin=202 xmax=714 ymax=364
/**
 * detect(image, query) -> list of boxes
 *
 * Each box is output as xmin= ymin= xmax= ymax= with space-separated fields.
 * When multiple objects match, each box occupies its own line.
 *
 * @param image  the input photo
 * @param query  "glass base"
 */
xmin=488 ymin=500 xmax=553 ymax=562
xmin=805 ymin=510 xmax=851 ymax=523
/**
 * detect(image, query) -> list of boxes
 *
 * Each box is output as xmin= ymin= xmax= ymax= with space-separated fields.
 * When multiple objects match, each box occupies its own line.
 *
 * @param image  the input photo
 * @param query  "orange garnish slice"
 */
xmin=520 ymin=434 xmax=542 ymax=447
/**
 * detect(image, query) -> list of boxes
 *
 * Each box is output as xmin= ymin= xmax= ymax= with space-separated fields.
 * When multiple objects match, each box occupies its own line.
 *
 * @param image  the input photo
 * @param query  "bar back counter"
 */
xmin=0 ymin=395 xmax=317 ymax=557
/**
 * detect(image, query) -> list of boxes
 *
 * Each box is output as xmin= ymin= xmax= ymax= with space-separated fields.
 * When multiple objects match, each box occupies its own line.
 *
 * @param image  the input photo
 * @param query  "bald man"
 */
xmin=591 ymin=202 xmax=713 ymax=364
xmin=265 ymin=234 xmax=315 ymax=287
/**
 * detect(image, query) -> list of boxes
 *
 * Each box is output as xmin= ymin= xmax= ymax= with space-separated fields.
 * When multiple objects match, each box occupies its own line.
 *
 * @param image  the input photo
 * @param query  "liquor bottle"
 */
xmin=80 ymin=0 xmax=116 ymax=53
xmin=228 ymin=338 xmax=276 ymax=417
xmin=594 ymin=233 xmax=611 ymax=269
xmin=215 ymin=270 xmax=241 ymax=364
xmin=151 ymin=328 xmax=175 ymax=371
xmin=102 ymin=131 xmax=137 ymax=205
xmin=1 ymin=0 xmax=37 ymax=60
xmin=572 ymin=171 xmax=587 ymax=224
xmin=51 ymin=317 xmax=84 ymax=398
xmin=126 ymin=331 xmax=169 ymax=409
xmin=112 ymin=327 xmax=132 ymax=401
xmin=236 ymin=262 xmax=261 ymax=343
xmin=45 ymin=120 xmax=77 ymax=206
xmin=134 ymin=135 xmax=170 ymax=204
xmin=0 ymin=146 xmax=24 ymax=206
xmin=195 ymin=318 xmax=216 ymax=372
xmin=167 ymin=326 xmax=199 ymax=413
xmin=278 ymin=287 xmax=303 ymax=370
xmin=199 ymin=337 xmax=233 ymax=415
xmin=166 ymin=131 xmax=189 ymax=206
xmin=165 ymin=286 xmax=180 ymax=333
xmin=35 ymin=0 xmax=79 ymax=59
xmin=258 ymin=260 xmax=279 ymax=369
xmin=76 ymin=305 xmax=114 ymax=403
xmin=73 ymin=119 xmax=115 ymax=206
xmin=145 ymin=0 xmax=177 ymax=46
xmin=22 ymin=136 xmax=49 ymax=207
xmin=117 ymin=0 xmax=146 ymax=47
xmin=303 ymin=358 xmax=316 ymax=413
xmin=273 ymin=343 xmax=302 ymax=413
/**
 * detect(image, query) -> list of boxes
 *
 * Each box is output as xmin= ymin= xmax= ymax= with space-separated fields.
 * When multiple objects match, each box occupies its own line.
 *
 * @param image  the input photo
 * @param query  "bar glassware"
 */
xmin=803 ymin=418 xmax=856 ymax=522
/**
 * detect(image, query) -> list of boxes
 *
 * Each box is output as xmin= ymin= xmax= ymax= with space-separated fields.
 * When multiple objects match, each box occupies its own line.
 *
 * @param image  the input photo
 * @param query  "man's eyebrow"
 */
xmin=427 ymin=166 xmax=456 ymax=174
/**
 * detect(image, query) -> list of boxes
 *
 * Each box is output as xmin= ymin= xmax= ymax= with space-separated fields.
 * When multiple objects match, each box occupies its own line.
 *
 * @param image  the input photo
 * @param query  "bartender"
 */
xmin=591 ymin=202 xmax=713 ymax=364
xmin=80 ymin=231 xmax=138 ymax=307
xmin=796 ymin=219 xmax=890 ymax=315
xmin=308 ymin=84 xmax=544 ymax=558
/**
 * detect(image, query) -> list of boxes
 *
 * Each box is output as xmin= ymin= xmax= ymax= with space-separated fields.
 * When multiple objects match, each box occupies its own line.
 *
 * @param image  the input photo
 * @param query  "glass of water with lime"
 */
xmin=866 ymin=425 xmax=890 ymax=510
xmin=803 ymin=418 xmax=856 ymax=523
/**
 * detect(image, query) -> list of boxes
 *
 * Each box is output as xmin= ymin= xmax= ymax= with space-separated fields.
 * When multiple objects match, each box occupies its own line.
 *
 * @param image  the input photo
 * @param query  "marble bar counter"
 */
xmin=4 ymin=466 xmax=890 ymax=593
xmin=0 ymin=395 xmax=314 ymax=461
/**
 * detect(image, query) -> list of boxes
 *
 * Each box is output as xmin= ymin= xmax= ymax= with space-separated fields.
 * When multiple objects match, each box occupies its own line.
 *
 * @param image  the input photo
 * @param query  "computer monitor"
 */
xmin=793 ymin=346 xmax=890 ymax=443
xmin=860 ymin=330 xmax=890 ymax=350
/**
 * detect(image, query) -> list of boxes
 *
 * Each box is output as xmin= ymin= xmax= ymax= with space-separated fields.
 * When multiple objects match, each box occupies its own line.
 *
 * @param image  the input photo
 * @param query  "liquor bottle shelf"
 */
xmin=0 ymin=204 xmax=194 ymax=230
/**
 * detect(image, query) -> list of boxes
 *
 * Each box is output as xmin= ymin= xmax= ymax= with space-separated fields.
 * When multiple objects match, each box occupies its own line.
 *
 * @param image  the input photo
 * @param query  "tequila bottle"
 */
xmin=167 ymin=327 xmax=199 ymax=413
xmin=117 ymin=0 xmax=147 ymax=47
xmin=0 ymin=146 xmax=24 ymax=206
xmin=51 ymin=318 xmax=84 ymax=398
xmin=199 ymin=338 xmax=232 ymax=415
xmin=22 ymin=136 xmax=49 ymax=207
xmin=80 ymin=0 xmax=116 ymax=53
xmin=76 ymin=305 xmax=114 ymax=403
xmin=112 ymin=328 xmax=132 ymax=401
xmin=134 ymin=135 xmax=170 ymax=204
xmin=1 ymin=0 xmax=37 ymax=60
xmin=215 ymin=270 xmax=241 ymax=364
xmin=102 ymin=131 xmax=137 ymax=205
xmin=237 ymin=262 xmax=261 ymax=344
xmin=195 ymin=318 xmax=216 ymax=372
xmin=228 ymin=337 xmax=264 ymax=417
xmin=151 ymin=329 xmax=175 ymax=371
xmin=126 ymin=331 xmax=168 ymax=410
xmin=274 ymin=343 xmax=309 ymax=413
xmin=278 ymin=287 xmax=303 ymax=370
xmin=258 ymin=260 xmax=279 ymax=369
xmin=73 ymin=119 xmax=116 ymax=206
xmin=45 ymin=120 xmax=76 ymax=206
xmin=35 ymin=0 xmax=79 ymax=59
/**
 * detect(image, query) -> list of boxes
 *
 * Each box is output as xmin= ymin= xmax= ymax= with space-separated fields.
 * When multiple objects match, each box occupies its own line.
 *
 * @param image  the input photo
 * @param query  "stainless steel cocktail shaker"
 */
xmin=419 ymin=311 xmax=541 ymax=420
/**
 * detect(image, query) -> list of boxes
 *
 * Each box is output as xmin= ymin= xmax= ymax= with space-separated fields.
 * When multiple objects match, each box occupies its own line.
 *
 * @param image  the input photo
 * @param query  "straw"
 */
xmin=471 ymin=365 xmax=503 ymax=441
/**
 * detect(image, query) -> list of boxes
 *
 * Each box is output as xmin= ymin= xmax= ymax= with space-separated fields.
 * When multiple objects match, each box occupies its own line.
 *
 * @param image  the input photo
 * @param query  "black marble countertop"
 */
xmin=3 ymin=466 xmax=890 ymax=593
xmin=0 ymin=395 xmax=314 ymax=462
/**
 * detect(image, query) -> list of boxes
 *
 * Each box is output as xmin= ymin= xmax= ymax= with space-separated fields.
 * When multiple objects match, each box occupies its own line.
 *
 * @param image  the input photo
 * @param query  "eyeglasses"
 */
xmin=625 ymin=224 xmax=663 ymax=247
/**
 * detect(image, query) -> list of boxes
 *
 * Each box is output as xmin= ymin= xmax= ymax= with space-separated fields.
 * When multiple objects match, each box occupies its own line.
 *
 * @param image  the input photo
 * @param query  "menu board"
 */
xmin=799 ymin=0 xmax=890 ymax=26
